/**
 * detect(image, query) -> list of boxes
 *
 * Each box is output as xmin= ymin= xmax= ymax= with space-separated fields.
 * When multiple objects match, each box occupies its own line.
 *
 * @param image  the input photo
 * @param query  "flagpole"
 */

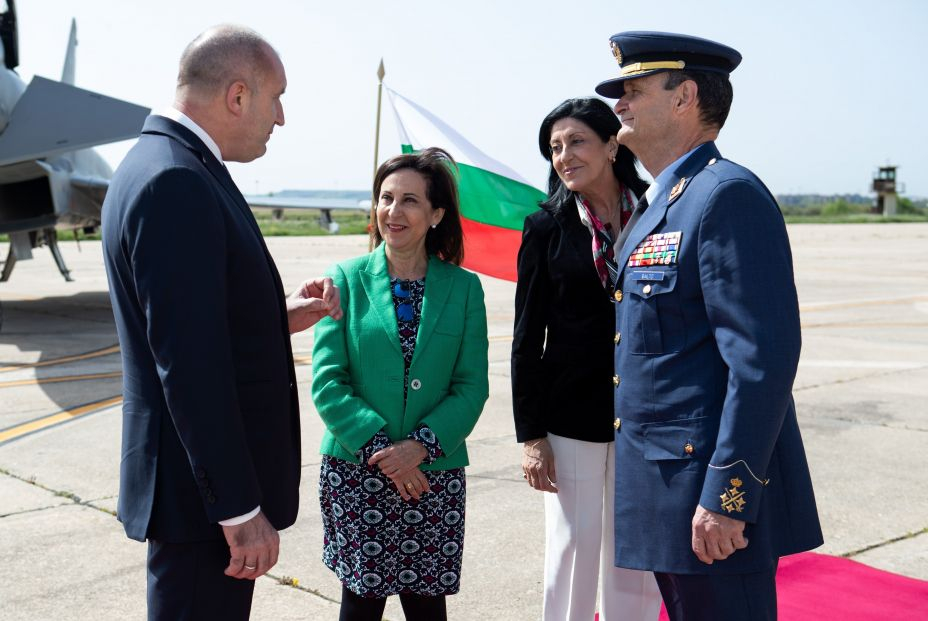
xmin=373 ymin=59 xmax=385 ymax=181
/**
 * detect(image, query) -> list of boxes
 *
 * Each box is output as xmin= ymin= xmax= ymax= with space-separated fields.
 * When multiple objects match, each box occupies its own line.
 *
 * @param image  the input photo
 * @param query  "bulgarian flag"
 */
xmin=385 ymin=87 xmax=544 ymax=281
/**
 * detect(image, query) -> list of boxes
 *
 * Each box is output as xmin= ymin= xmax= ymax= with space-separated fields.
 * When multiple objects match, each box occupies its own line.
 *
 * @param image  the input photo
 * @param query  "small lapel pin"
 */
xmin=669 ymin=177 xmax=687 ymax=201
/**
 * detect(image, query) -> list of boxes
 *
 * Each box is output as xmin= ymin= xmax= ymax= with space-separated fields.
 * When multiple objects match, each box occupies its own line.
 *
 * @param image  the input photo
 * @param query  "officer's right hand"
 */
xmin=691 ymin=504 xmax=749 ymax=564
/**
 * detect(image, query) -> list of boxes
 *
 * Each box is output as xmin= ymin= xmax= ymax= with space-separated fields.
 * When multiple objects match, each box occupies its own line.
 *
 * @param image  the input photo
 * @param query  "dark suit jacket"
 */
xmin=511 ymin=199 xmax=617 ymax=443
xmin=612 ymin=142 xmax=823 ymax=574
xmin=102 ymin=115 xmax=300 ymax=543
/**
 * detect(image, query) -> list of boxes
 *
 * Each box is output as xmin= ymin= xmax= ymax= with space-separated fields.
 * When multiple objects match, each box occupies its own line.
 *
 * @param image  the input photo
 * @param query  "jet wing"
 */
xmin=245 ymin=195 xmax=371 ymax=211
xmin=0 ymin=75 xmax=149 ymax=167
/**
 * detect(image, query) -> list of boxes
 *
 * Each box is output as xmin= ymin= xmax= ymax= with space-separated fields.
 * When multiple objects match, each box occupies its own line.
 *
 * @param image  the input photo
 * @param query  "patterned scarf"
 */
xmin=576 ymin=186 xmax=636 ymax=289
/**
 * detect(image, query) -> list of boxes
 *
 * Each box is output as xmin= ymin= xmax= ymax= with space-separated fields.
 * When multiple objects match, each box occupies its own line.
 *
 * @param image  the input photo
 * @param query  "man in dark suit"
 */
xmin=595 ymin=32 xmax=824 ymax=620
xmin=101 ymin=25 xmax=340 ymax=620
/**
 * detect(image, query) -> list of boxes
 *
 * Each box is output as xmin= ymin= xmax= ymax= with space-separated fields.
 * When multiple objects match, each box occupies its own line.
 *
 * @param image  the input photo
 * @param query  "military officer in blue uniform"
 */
xmin=595 ymin=32 xmax=824 ymax=620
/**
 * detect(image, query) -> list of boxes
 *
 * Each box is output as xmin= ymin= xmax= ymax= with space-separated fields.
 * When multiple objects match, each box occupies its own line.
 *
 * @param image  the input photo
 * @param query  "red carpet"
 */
xmin=596 ymin=552 xmax=928 ymax=620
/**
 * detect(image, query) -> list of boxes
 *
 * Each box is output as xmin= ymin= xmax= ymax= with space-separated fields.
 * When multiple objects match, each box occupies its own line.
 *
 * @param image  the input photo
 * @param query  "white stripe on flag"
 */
xmin=384 ymin=86 xmax=532 ymax=185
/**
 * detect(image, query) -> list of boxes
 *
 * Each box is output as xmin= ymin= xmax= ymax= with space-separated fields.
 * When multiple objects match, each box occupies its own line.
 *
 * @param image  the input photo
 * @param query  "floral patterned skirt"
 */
xmin=319 ymin=456 xmax=466 ymax=597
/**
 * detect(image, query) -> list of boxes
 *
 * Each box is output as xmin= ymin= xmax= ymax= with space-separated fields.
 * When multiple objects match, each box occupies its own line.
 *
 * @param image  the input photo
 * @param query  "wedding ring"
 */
xmin=405 ymin=482 xmax=414 ymax=489
xmin=244 ymin=564 xmax=256 ymax=570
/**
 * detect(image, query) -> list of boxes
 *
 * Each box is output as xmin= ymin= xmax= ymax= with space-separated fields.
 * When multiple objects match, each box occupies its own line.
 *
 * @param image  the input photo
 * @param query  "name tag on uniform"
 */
xmin=627 ymin=231 xmax=682 ymax=267
xmin=632 ymin=271 xmax=665 ymax=281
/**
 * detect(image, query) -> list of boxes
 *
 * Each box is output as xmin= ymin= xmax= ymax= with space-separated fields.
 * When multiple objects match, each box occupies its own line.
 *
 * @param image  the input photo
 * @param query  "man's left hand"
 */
xmin=691 ymin=504 xmax=748 ymax=564
xmin=286 ymin=277 xmax=342 ymax=333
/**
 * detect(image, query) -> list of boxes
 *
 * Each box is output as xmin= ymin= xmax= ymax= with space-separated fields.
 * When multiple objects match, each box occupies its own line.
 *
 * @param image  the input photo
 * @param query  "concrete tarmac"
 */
xmin=1 ymin=223 xmax=926 ymax=620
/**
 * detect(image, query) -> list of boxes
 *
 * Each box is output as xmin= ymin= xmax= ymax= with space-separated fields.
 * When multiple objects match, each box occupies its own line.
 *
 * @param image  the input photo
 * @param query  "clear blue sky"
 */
xmin=16 ymin=0 xmax=927 ymax=197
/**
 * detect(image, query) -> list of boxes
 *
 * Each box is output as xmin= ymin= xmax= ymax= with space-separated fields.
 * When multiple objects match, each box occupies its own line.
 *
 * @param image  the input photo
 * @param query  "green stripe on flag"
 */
xmin=457 ymin=163 xmax=544 ymax=230
xmin=399 ymin=144 xmax=543 ymax=230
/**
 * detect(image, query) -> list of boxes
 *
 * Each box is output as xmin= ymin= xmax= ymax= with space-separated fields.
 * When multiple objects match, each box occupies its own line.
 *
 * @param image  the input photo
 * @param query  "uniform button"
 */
xmin=614 ymin=332 xmax=621 ymax=345
xmin=643 ymin=284 xmax=652 ymax=295
xmin=613 ymin=375 xmax=620 ymax=387
xmin=614 ymin=418 xmax=622 ymax=430
xmin=614 ymin=289 xmax=623 ymax=302
xmin=410 ymin=378 xmax=422 ymax=391
xmin=684 ymin=442 xmax=694 ymax=455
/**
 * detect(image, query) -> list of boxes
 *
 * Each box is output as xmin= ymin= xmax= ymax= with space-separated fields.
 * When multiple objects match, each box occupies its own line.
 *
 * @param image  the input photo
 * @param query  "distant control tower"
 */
xmin=872 ymin=166 xmax=899 ymax=216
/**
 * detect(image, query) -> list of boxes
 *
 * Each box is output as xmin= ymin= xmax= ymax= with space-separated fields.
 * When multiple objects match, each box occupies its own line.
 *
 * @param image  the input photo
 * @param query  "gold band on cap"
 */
xmin=620 ymin=60 xmax=686 ymax=76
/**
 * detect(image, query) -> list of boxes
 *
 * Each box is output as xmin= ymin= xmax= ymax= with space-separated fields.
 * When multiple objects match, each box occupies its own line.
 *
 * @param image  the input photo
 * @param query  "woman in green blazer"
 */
xmin=311 ymin=148 xmax=489 ymax=621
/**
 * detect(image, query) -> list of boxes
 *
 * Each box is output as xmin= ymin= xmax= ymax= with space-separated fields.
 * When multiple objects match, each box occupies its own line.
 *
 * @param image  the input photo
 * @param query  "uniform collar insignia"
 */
xmin=668 ymin=177 xmax=687 ymax=203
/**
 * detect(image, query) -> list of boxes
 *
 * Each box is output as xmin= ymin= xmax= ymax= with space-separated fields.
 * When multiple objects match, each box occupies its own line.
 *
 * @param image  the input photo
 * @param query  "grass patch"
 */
xmin=252 ymin=210 xmax=370 ymax=236
xmin=0 ymin=209 xmax=371 ymax=243
xmin=784 ymin=214 xmax=928 ymax=224
xmin=4 ymin=210 xmax=925 ymax=243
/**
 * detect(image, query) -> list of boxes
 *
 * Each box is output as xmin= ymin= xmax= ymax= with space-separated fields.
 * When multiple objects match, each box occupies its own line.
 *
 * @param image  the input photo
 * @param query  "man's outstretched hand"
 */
xmin=287 ymin=277 xmax=342 ymax=333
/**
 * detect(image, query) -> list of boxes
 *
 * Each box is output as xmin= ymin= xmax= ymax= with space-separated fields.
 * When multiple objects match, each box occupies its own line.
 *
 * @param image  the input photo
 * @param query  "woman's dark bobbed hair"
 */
xmin=537 ymin=97 xmax=647 ymax=209
xmin=369 ymin=147 xmax=464 ymax=265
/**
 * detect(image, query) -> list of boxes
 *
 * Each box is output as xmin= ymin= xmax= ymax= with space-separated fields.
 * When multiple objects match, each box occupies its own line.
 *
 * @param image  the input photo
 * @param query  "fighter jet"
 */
xmin=0 ymin=0 xmax=149 ymax=286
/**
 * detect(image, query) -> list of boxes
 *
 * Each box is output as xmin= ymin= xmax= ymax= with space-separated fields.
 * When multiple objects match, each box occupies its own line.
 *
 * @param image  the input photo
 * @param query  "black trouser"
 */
xmin=147 ymin=539 xmax=255 ymax=621
xmin=339 ymin=585 xmax=447 ymax=621
xmin=654 ymin=561 xmax=778 ymax=621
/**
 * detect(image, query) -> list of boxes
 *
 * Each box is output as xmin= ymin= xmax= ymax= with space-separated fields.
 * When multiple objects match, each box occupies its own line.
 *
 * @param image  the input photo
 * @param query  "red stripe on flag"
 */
xmin=461 ymin=217 xmax=522 ymax=282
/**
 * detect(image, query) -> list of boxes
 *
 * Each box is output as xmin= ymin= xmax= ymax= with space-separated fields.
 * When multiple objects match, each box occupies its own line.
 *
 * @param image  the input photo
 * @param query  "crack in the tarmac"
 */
xmin=802 ymin=414 xmax=928 ymax=433
xmin=261 ymin=573 xmax=399 ymax=621
xmin=794 ymin=364 xmax=928 ymax=393
xmin=0 ymin=466 xmax=115 ymax=518
xmin=843 ymin=527 xmax=928 ymax=558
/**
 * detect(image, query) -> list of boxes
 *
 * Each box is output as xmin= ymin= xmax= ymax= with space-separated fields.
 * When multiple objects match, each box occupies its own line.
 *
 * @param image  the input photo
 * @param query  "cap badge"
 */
xmin=720 ymin=477 xmax=746 ymax=513
xmin=611 ymin=40 xmax=623 ymax=65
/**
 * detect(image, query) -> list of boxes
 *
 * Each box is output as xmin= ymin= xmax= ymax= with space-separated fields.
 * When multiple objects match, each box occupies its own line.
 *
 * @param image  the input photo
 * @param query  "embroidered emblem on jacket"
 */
xmin=720 ymin=477 xmax=747 ymax=513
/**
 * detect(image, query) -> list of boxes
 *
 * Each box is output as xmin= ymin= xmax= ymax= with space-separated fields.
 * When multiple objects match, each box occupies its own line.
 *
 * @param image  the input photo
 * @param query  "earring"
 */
xmin=610 ymin=152 xmax=617 ymax=163
xmin=431 ymin=224 xmax=438 ymax=229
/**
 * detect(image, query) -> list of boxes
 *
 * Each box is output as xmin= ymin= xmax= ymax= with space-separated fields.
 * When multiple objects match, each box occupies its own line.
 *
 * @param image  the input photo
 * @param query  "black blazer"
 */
xmin=511 ymin=199 xmax=616 ymax=443
xmin=102 ymin=116 xmax=300 ymax=542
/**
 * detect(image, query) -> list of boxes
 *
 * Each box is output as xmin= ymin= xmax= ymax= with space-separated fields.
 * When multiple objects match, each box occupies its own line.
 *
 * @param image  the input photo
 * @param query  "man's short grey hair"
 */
xmin=177 ymin=25 xmax=276 ymax=96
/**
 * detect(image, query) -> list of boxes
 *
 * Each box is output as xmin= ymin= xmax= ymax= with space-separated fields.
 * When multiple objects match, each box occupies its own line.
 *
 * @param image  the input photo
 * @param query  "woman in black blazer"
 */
xmin=511 ymin=98 xmax=661 ymax=620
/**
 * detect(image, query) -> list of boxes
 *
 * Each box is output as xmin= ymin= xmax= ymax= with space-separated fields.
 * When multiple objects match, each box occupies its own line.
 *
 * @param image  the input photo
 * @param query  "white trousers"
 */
xmin=542 ymin=433 xmax=662 ymax=621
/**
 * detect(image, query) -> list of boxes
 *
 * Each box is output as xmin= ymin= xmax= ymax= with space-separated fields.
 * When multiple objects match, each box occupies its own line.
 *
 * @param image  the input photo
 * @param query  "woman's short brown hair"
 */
xmin=369 ymin=147 xmax=464 ymax=265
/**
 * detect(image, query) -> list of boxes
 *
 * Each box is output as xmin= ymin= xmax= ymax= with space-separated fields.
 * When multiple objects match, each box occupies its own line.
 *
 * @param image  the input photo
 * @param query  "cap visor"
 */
xmin=595 ymin=77 xmax=626 ymax=98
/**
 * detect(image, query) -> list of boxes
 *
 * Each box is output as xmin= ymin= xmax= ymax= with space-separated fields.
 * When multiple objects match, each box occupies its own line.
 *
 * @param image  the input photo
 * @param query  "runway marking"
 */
xmin=0 ymin=371 xmax=122 ymax=389
xmin=0 ymin=344 xmax=121 ymax=373
xmin=0 ymin=396 xmax=122 ymax=445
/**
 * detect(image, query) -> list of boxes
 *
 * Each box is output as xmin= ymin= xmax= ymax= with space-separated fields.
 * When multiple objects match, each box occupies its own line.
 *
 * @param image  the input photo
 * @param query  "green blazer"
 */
xmin=311 ymin=244 xmax=489 ymax=470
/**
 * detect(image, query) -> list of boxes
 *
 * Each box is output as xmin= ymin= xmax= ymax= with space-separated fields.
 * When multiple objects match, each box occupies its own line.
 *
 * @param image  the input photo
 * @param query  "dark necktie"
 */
xmin=614 ymin=193 xmax=649 ymax=255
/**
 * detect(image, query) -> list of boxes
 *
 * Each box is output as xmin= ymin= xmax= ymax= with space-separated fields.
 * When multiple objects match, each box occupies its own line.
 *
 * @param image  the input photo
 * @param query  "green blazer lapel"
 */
xmin=411 ymin=255 xmax=454 ymax=365
xmin=360 ymin=245 xmax=402 ymax=356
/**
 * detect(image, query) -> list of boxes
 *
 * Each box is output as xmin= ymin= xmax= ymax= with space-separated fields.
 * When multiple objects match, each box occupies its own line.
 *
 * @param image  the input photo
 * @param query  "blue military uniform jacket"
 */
xmin=612 ymin=142 xmax=823 ymax=574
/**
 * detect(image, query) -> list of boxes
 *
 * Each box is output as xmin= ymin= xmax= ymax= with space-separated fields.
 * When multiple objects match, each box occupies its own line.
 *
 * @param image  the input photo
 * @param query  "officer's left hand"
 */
xmin=691 ymin=504 xmax=748 ymax=564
